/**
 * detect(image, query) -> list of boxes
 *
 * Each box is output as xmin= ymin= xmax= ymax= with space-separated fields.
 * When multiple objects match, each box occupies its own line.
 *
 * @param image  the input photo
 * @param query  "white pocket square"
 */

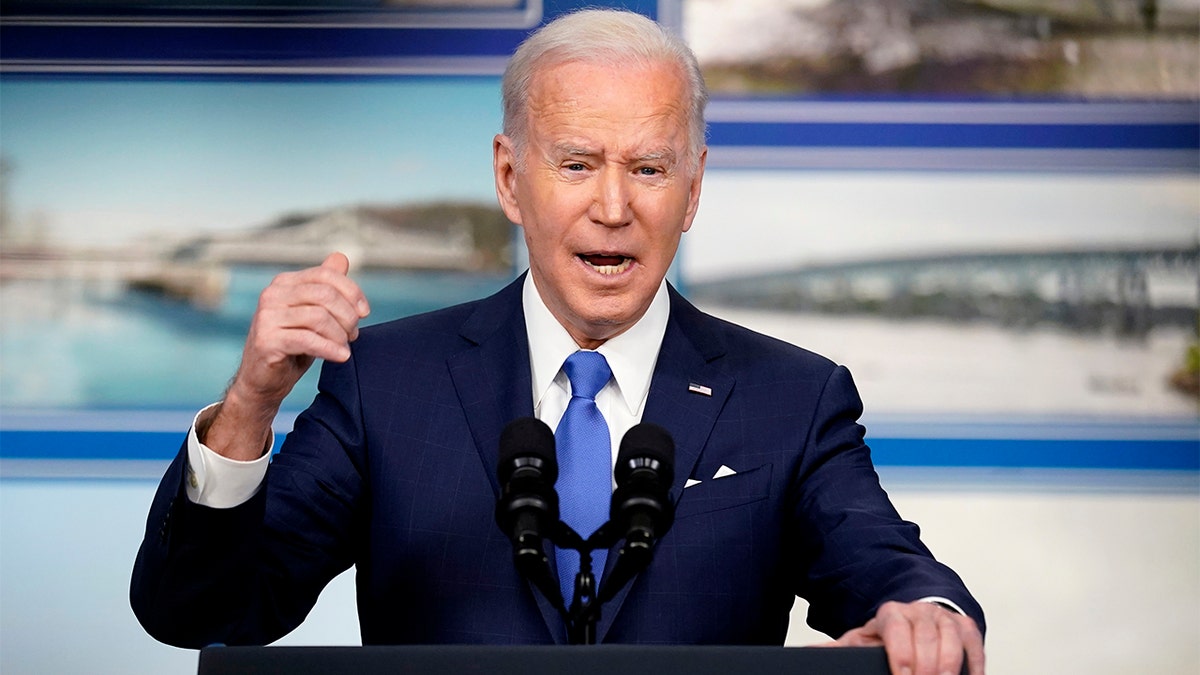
xmin=685 ymin=465 xmax=738 ymax=489
xmin=713 ymin=465 xmax=737 ymax=479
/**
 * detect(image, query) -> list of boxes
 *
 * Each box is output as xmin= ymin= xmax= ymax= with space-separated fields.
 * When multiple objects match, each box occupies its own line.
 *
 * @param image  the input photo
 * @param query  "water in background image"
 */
xmin=0 ymin=267 xmax=512 ymax=411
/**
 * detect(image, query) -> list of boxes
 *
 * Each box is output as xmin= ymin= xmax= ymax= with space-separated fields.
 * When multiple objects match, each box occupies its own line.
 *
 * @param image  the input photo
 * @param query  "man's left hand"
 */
xmin=830 ymin=600 xmax=985 ymax=675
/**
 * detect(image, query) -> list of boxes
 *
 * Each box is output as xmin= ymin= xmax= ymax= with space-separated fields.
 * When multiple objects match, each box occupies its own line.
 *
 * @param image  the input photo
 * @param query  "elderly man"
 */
xmin=132 ymin=9 xmax=985 ymax=675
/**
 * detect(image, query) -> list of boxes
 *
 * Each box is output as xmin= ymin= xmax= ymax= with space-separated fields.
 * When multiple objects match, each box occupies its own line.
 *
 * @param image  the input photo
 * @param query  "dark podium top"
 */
xmin=198 ymin=644 xmax=895 ymax=675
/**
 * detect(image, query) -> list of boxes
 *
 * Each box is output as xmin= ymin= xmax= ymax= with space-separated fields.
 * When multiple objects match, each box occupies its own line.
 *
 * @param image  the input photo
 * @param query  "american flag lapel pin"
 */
xmin=687 ymin=382 xmax=713 ymax=397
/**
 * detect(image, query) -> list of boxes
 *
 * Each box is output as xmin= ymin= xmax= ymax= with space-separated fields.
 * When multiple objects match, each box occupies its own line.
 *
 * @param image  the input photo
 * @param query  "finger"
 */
xmin=932 ymin=611 xmax=966 ymax=675
xmin=325 ymin=268 xmax=370 ymax=319
xmin=245 ymin=319 xmax=348 ymax=368
xmin=829 ymin=631 xmax=860 ymax=647
xmin=288 ymin=283 xmax=366 ymax=340
xmin=271 ymin=326 xmax=353 ymax=364
xmin=272 ymin=254 xmax=370 ymax=319
xmin=967 ymin=644 xmax=986 ymax=675
xmin=876 ymin=603 xmax=916 ymax=675
xmin=321 ymin=251 xmax=351 ymax=275
xmin=260 ymin=280 xmax=366 ymax=339
xmin=309 ymin=257 xmax=371 ymax=318
xmin=959 ymin=616 xmax=986 ymax=675
xmin=832 ymin=624 xmax=883 ymax=647
xmin=261 ymin=304 xmax=358 ymax=358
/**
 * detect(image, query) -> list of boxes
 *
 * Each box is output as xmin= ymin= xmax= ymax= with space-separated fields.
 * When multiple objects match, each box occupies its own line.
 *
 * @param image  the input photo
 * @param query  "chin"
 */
xmin=577 ymin=302 xmax=640 ymax=333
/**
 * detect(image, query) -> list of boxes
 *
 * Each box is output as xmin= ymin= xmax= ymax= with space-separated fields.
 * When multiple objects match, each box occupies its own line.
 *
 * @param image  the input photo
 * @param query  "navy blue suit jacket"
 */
xmin=132 ymin=275 xmax=983 ymax=648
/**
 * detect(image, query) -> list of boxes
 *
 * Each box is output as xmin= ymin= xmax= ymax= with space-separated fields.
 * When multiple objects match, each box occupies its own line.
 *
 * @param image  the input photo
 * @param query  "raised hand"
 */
xmin=202 ymin=252 xmax=370 ymax=461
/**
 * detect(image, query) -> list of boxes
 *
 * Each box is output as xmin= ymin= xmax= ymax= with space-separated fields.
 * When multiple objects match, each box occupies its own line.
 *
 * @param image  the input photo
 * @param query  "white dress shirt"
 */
xmin=524 ymin=273 xmax=669 ymax=487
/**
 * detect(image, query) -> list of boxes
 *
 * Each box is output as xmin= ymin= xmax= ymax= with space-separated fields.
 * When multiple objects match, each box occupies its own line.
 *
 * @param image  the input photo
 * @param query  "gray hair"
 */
xmin=501 ymin=9 xmax=709 ymax=171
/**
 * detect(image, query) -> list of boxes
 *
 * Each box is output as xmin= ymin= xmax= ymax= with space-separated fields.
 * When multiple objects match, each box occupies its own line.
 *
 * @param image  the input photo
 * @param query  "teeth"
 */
xmin=585 ymin=257 xmax=632 ymax=275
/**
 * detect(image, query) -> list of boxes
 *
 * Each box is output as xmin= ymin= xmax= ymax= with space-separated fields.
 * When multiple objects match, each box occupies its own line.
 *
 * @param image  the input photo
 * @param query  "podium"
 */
xmin=198 ymin=644 xmax=894 ymax=675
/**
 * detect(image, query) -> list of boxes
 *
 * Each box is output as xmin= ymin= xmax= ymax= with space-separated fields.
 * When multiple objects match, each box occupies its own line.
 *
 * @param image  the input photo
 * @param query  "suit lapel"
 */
xmin=448 ymin=275 xmax=534 ymax=496
xmin=641 ymin=290 xmax=734 ymax=511
xmin=595 ymin=286 xmax=733 ymax=643
xmin=446 ymin=274 xmax=569 ymax=643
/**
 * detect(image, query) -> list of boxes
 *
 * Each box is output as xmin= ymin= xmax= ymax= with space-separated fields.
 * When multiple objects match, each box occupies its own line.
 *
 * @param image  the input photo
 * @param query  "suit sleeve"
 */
xmin=788 ymin=365 xmax=986 ymax=638
xmin=130 ymin=355 xmax=368 ymax=648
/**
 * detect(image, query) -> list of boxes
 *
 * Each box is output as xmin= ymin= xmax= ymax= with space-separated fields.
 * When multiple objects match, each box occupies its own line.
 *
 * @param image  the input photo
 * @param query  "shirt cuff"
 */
xmin=185 ymin=402 xmax=272 ymax=509
xmin=918 ymin=596 xmax=967 ymax=616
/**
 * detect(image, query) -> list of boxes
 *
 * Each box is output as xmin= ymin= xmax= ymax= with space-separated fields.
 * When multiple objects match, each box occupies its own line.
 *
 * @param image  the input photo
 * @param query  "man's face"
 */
xmin=494 ymin=58 xmax=706 ymax=349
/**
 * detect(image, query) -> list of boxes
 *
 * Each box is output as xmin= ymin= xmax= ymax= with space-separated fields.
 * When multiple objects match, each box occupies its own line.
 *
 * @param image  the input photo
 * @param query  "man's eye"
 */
xmin=565 ymin=163 xmax=587 ymax=172
xmin=637 ymin=167 xmax=660 ymax=176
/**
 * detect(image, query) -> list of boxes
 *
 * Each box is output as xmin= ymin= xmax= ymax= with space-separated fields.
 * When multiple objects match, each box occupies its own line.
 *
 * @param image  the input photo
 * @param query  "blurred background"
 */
xmin=1 ymin=1 xmax=1197 ymax=672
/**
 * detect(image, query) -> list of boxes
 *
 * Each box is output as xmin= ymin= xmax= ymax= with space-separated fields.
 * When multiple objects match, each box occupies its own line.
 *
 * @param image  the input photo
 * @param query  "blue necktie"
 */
xmin=554 ymin=350 xmax=612 ymax=606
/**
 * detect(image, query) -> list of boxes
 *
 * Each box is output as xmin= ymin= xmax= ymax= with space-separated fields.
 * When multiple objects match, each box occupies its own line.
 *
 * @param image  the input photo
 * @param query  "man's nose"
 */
xmin=588 ymin=165 xmax=633 ymax=227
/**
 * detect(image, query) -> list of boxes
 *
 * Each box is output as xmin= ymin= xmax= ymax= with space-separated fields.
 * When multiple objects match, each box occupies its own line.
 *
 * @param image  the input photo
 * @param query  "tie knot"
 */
xmin=563 ymin=351 xmax=611 ymax=400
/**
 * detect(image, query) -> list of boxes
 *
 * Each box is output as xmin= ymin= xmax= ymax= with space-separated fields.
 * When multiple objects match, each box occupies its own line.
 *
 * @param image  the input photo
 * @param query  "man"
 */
xmin=132 ymin=9 xmax=985 ymax=675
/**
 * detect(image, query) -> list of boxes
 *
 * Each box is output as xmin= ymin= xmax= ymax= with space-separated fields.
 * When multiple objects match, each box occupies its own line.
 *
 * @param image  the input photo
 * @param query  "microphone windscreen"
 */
xmin=498 ymin=417 xmax=557 ymax=482
xmin=616 ymin=423 xmax=674 ymax=483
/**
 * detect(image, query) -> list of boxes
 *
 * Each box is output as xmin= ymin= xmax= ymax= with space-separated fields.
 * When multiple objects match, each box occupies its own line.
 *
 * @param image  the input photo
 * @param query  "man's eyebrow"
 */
xmin=636 ymin=148 xmax=677 ymax=163
xmin=549 ymin=143 xmax=679 ymax=164
xmin=552 ymin=142 xmax=598 ymax=157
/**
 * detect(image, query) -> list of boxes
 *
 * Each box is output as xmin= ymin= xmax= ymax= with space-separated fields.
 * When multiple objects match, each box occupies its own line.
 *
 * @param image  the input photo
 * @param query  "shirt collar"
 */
xmin=524 ymin=272 xmax=669 ymax=417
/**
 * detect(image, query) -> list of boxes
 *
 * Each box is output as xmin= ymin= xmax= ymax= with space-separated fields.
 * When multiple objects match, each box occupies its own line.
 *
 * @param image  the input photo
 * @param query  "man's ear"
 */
xmin=681 ymin=147 xmax=707 ymax=234
xmin=493 ymin=134 xmax=524 ymax=226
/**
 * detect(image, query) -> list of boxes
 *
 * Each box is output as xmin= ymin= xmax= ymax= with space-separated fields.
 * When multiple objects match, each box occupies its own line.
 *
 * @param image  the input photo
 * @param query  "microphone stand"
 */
xmin=567 ymin=544 xmax=598 ymax=645
xmin=551 ymin=523 xmax=602 ymax=644
xmin=555 ymin=523 xmax=654 ymax=645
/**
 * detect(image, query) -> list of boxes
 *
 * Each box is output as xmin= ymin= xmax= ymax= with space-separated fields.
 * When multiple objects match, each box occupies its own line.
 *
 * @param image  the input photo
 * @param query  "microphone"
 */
xmin=602 ymin=422 xmax=675 ymax=599
xmin=495 ymin=417 xmax=563 ymax=609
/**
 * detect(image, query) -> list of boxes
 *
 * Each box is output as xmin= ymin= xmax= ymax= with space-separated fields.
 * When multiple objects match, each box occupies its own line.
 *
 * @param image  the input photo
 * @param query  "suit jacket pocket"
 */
xmin=674 ymin=463 xmax=773 ymax=519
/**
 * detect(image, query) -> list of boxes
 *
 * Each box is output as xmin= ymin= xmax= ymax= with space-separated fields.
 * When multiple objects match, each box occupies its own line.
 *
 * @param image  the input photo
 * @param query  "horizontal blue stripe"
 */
xmin=1 ymin=430 xmax=1194 ymax=471
xmin=708 ymin=121 xmax=1200 ymax=150
xmin=0 ymin=430 xmax=282 ymax=461
xmin=871 ymin=437 xmax=1198 ymax=471
xmin=0 ymin=430 xmax=183 ymax=461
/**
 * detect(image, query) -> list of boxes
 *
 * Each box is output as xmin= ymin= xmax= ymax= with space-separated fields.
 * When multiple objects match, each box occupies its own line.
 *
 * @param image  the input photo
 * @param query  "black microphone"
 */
xmin=495 ymin=417 xmax=564 ymax=610
xmin=602 ymin=422 xmax=675 ymax=599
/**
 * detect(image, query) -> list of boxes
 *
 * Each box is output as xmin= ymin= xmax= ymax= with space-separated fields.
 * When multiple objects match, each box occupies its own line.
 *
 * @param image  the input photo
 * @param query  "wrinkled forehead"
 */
xmin=524 ymin=58 xmax=691 ymax=142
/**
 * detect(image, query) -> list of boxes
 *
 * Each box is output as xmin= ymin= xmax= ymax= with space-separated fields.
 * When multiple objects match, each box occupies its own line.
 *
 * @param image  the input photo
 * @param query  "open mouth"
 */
xmin=579 ymin=253 xmax=632 ymax=275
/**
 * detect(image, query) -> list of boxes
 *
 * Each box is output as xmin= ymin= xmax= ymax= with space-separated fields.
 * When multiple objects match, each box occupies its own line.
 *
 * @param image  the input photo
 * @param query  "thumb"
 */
xmin=831 ymin=626 xmax=883 ymax=647
xmin=321 ymin=251 xmax=351 ymax=275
